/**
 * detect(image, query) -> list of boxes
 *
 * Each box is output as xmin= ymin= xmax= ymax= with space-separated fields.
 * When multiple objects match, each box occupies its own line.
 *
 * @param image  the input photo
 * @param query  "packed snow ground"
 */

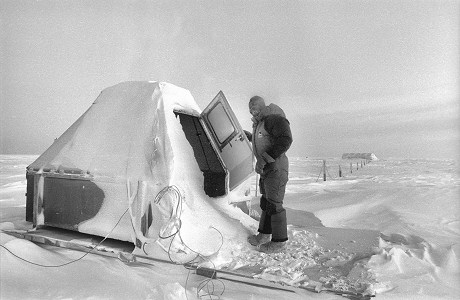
xmin=1 ymin=155 xmax=459 ymax=299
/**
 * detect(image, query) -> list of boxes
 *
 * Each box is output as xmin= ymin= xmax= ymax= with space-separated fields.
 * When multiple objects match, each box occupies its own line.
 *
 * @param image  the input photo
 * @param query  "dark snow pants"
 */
xmin=257 ymin=166 xmax=289 ymax=242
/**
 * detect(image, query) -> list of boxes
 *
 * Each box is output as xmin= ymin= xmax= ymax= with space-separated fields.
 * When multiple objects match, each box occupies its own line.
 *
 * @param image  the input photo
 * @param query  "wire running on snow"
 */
xmin=1 ymin=184 xmax=226 ymax=299
xmin=149 ymin=185 xmax=226 ymax=300
xmin=0 ymin=207 xmax=129 ymax=268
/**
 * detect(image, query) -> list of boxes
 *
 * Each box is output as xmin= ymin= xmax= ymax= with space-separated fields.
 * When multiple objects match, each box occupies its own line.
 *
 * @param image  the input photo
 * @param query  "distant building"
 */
xmin=342 ymin=153 xmax=379 ymax=160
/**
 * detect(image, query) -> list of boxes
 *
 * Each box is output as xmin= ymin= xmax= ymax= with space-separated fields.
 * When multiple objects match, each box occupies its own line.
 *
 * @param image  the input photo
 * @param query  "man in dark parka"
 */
xmin=245 ymin=96 xmax=293 ymax=253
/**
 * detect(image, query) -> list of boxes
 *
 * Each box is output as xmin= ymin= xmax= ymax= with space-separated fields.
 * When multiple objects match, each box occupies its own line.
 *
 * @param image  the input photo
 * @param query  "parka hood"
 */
xmin=252 ymin=103 xmax=286 ymax=125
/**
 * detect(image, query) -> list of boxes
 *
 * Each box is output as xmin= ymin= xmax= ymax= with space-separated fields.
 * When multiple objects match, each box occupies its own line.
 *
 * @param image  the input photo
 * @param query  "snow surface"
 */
xmin=1 ymin=155 xmax=459 ymax=299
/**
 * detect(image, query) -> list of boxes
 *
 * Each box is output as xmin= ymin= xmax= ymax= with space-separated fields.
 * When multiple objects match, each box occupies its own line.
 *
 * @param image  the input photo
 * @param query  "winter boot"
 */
xmin=247 ymin=233 xmax=271 ymax=246
xmin=258 ymin=241 xmax=286 ymax=254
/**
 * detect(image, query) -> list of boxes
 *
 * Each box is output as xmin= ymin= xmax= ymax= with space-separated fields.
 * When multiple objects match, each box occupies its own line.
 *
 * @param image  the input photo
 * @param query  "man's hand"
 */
xmin=255 ymin=159 xmax=266 ymax=174
xmin=261 ymin=152 xmax=275 ymax=163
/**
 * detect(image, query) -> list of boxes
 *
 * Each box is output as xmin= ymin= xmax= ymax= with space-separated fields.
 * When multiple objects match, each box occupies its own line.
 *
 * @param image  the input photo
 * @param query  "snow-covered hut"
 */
xmin=25 ymin=82 xmax=255 ymax=255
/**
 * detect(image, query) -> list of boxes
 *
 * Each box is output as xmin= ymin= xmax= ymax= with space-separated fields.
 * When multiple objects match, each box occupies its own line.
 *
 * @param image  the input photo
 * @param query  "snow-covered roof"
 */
xmin=29 ymin=81 xmax=201 ymax=181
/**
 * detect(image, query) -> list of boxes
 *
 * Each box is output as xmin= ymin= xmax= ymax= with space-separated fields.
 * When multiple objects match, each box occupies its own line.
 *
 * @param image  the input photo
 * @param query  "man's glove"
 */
xmin=255 ymin=159 xmax=266 ymax=174
xmin=261 ymin=152 xmax=275 ymax=163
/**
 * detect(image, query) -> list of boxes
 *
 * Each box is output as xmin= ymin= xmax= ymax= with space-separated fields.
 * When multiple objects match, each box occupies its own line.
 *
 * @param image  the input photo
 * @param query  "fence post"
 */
xmin=323 ymin=160 xmax=327 ymax=181
xmin=350 ymin=163 xmax=352 ymax=174
xmin=357 ymin=162 xmax=359 ymax=170
xmin=339 ymin=165 xmax=342 ymax=177
xmin=361 ymin=161 xmax=363 ymax=168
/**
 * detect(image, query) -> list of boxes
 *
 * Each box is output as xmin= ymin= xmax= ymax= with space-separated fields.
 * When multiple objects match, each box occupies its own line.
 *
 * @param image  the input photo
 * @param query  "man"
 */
xmin=245 ymin=96 xmax=292 ymax=254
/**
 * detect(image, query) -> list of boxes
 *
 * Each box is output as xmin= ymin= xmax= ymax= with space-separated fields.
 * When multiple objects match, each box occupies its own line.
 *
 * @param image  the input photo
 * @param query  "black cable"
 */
xmin=197 ymin=277 xmax=225 ymax=299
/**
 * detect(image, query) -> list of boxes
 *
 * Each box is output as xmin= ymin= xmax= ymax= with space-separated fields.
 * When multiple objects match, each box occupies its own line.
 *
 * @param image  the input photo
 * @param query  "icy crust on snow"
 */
xmin=368 ymin=236 xmax=460 ymax=298
xmin=223 ymin=227 xmax=376 ymax=294
xmin=26 ymin=81 xmax=256 ymax=260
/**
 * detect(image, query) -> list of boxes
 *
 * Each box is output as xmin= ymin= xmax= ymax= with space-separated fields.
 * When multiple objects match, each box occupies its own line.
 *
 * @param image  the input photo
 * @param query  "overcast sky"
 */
xmin=1 ymin=0 xmax=458 ymax=159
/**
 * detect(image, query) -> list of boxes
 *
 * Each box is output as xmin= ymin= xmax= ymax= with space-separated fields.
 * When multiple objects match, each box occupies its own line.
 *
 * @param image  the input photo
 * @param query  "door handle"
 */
xmin=236 ymin=134 xmax=244 ymax=142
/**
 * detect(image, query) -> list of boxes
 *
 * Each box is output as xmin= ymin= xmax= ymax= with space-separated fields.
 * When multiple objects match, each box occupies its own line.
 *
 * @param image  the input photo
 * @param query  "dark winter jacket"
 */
xmin=247 ymin=104 xmax=293 ymax=173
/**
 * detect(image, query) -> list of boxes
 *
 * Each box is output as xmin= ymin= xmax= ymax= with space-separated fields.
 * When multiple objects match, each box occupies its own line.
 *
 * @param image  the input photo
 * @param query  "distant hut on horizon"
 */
xmin=342 ymin=153 xmax=379 ymax=161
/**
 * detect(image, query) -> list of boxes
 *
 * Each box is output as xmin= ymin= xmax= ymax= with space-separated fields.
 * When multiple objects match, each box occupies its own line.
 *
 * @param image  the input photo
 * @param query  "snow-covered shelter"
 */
xmin=25 ymin=82 xmax=254 ymax=252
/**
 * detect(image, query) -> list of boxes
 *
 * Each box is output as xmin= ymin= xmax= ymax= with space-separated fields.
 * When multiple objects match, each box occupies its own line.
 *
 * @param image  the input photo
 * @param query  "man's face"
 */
xmin=249 ymin=101 xmax=265 ymax=118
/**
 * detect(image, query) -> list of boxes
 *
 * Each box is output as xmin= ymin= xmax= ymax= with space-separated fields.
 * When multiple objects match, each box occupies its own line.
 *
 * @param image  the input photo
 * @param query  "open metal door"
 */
xmin=201 ymin=91 xmax=254 ymax=190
